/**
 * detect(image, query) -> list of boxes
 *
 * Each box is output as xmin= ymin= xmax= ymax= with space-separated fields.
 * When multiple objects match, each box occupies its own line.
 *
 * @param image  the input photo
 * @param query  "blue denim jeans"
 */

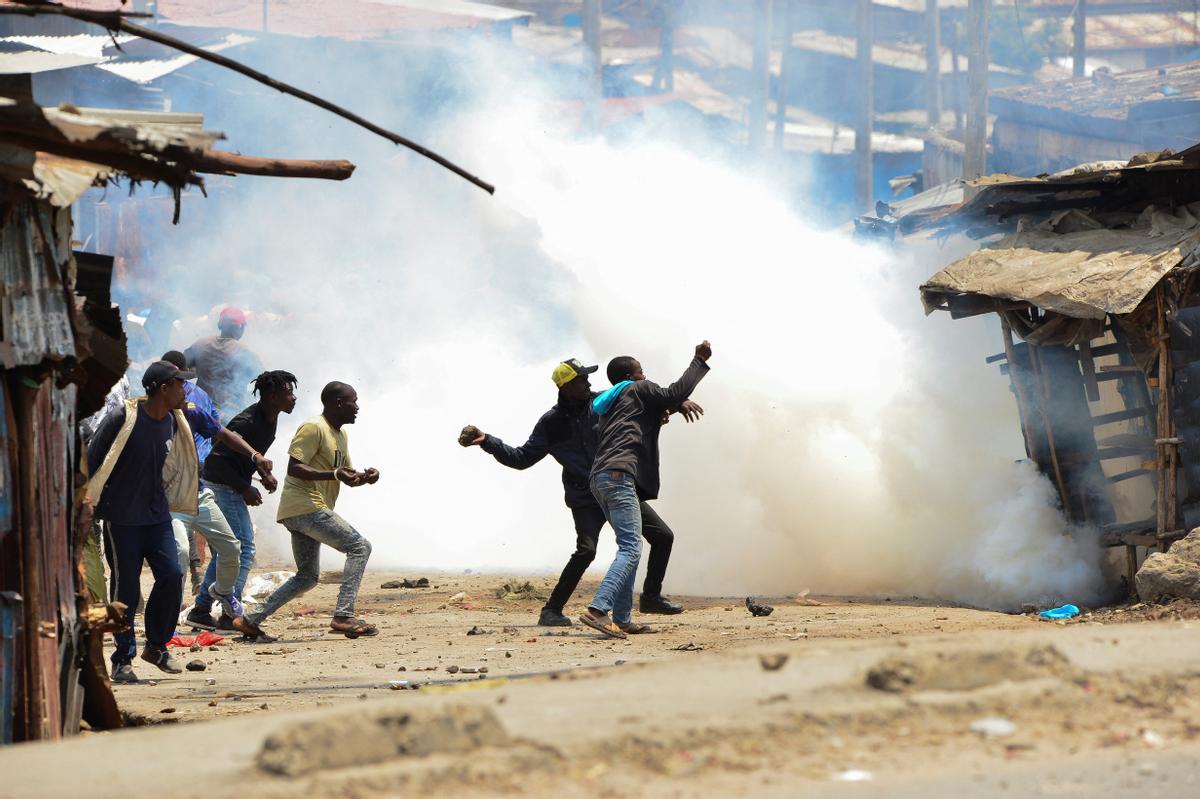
xmin=249 ymin=509 xmax=372 ymax=624
xmin=195 ymin=482 xmax=256 ymax=610
xmin=589 ymin=470 xmax=644 ymax=625
xmin=105 ymin=521 xmax=182 ymax=665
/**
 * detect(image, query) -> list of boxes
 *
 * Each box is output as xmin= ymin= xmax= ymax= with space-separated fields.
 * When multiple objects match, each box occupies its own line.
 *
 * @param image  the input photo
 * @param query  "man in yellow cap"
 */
xmin=459 ymin=358 xmax=690 ymax=628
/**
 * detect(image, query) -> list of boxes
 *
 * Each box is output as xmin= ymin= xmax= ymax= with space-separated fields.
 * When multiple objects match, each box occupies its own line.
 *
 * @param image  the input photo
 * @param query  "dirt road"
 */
xmin=4 ymin=568 xmax=1200 ymax=798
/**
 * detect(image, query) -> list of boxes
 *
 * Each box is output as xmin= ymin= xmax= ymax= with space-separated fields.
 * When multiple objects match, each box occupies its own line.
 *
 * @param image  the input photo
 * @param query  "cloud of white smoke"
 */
xmin=130 ymin=35 xmax=1110 ymax=612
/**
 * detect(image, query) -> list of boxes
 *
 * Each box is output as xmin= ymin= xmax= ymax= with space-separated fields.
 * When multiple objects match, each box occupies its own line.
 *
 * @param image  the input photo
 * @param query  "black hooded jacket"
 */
xmin=480 ymin=393 xmax=599 ymax=508
xmin=590 ymin=356 xmax=709 ymax=500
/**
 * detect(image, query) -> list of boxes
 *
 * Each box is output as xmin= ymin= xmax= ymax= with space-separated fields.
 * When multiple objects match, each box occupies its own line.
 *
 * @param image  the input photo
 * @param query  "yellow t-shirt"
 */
xmin=276 ymin=415 xmax=353 ymax=522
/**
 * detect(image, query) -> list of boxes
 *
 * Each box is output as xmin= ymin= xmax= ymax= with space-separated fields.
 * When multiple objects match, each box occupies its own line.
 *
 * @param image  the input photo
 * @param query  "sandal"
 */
xmin=331 ymin=617 xmax=378 ymax=638
xmin=618 ymin=621 xmax=656 ymax=634
xmin=579 ymin=610 xmax=627 ymax=639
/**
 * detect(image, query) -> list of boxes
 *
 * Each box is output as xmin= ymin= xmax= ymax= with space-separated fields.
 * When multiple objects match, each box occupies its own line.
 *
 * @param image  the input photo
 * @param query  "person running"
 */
xmin=185 ymin=306 xmax=262 ymax=422
xmin=460 ymin=358 xmax=699 ymax=628
xmin=158 ymin=351 xmax=271 ymax=637
xmin=580 ymin=342 xmax=712 ymax=639
xmin=86 ymin=361 xmax=196 ymax=682
xmin=189 ymin=370 xmax=297 ymax=632
xmin=248 ymin=381 xmax=380 ymax=640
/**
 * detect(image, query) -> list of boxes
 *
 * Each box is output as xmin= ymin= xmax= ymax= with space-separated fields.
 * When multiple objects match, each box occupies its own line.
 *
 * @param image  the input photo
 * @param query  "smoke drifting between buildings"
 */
xmin=103 ymin=35 xmax=1111 ymax=612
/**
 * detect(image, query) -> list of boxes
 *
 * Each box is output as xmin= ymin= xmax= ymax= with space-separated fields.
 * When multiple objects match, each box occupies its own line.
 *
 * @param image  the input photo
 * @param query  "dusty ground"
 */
xmin=6 ymin=566 xmax=1200 ymax=798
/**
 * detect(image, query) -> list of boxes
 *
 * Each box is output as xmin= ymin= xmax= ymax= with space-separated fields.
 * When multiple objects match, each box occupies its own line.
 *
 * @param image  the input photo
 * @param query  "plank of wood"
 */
xmin=1091 ymin=406 xmax=1152 ymax=426
xmin=1078 ymin=341 xmax=1100 ymax=402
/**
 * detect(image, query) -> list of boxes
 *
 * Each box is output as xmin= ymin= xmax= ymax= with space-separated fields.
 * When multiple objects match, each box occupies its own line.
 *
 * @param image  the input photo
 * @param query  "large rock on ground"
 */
xmin=1135 ymin=528 xmax=1200 ymax=601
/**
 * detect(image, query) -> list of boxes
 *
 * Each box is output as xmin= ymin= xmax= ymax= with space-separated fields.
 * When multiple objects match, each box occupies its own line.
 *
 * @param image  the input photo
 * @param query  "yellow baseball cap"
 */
xmin=551 ymin=358 xmax=598 ymax=388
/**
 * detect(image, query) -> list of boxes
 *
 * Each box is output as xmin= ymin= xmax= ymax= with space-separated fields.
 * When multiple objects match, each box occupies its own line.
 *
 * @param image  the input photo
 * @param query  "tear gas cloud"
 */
xmin=133 ymin=37 xmax=1110 ymax=612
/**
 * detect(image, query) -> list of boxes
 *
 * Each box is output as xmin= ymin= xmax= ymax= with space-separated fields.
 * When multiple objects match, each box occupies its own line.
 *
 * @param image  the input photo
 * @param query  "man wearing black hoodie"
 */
xmin=460 ymin=358 xmax=697 ymax=627
xmin=580 ymin=342 xmax=711 ymax=638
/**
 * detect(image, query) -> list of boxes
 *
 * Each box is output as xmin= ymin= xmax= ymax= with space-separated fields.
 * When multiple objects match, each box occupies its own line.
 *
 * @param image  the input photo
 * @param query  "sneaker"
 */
xmin=638 ymin=594 xmax=683 ymax=615
xmin=185 ymin=607 xmax=218 ymax=631
xmin=214 ymin=613 xmax=239 ymax=634
xmin=207 ymin=585 xmax=246 ymax=619
xmin=139 ymin=645 xmax=183 ymax=674
xmin=111 ymin=662 xmax=138 ymax=684
xmin=537 ymin=607 xmax=573 ymax=627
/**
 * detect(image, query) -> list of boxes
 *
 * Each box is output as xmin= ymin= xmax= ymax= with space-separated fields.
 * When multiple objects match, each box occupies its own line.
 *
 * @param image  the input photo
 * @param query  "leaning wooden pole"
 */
xmin=1155 ymin=284 xmax=1179 ymax=553
xmin=963 ymin=0 xmax=988 ymax=189
xmin=1000 ymin=317 xmax=1041 ymax=465
xmin=0 ymin=1 xmax=493 ymax=194
xmin=1028 ymin=344 xmax=1071 ymax=513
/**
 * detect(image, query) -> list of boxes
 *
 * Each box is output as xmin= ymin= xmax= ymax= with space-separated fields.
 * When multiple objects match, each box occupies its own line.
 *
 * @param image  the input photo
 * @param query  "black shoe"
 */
xmin=139 ymin=645 xmax=183 ymax=674
xmin=111 ymin=662 xmax=138 ymax=684
xmin=186 ymin=607 xmax=218 ymax=631
xmin=214 ymin=613 xmax=239 ymax=634
xmin=538 ymin=607 xmax=573 ymax=627
xmin=639 ymin=594 xmax=683 ymax=614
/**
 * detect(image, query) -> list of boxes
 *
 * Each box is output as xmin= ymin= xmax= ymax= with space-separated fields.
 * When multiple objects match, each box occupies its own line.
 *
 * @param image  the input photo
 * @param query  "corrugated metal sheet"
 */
xmin=0 ymin=592 xmax=19 ymax=746
xmin=0 ymin=42 xmax=102 ymax=75
xmin=991 ymin=60 xmax=1200 ymax=120
xmin=0 ymin=202 xmax=75 ymax=367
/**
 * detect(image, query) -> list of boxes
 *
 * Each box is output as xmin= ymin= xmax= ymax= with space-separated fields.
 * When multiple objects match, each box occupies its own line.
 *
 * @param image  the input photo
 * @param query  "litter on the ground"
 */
xmin=969 ymin=717 xmax=1016 ymax=738
xmin=245 ymin=572 xmax=296 ymax=601
xmin=1039 ymin=604 xmax=1081 ymax=620
xmin=495 ymin=580 xmax=546 ymax=600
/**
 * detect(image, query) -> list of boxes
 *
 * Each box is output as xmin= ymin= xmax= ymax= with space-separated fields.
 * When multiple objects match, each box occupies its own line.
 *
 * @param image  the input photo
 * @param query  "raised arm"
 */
xmin=636 ymin=340 xmax=712 ymax=410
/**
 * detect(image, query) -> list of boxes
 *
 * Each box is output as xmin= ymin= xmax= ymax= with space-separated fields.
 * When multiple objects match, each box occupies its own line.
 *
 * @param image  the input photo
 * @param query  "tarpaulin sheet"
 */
xmin=921 ymin=203 xmax=1200 ymax=320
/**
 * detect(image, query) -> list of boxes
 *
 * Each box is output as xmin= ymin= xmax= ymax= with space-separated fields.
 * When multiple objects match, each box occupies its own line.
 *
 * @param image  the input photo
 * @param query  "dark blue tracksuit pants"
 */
xmin=105 ymin=521 xmax=182 ymax=666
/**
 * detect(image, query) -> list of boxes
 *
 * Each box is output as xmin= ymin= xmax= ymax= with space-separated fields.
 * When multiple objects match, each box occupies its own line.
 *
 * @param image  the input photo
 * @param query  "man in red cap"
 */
xmin=185 ymin=306 xmax=263 ymax=423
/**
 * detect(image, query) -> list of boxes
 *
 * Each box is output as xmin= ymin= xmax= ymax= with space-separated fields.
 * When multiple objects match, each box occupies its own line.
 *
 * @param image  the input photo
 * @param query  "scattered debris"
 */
xmin=448 ymin=592 xmax=470 ymax=604
xmin=1038 ymin=604 xmax=1081 ymax=620
xmin=466 ymin=626 xmax=491 ymax=636
xmin=461 ymin=667 xmax=478 ymax=674
xmin=495 ymin=580 xmax=546 ymax=601
xmin=185 ymin=660 xmax=207 ymax=672
xmin=672 ymin=642 xmax=704 ymax=652
xmin=257 ymin=705 xmax=509 ymax=776
xmin=1142 ymin=728 xmax=1166 ymax=748
xmin=833 ymin=770 xmax=873 ymax=782
xmin=381 ymin=578 xmax=430 ymax=589
xmin=245 ymin=571 xmax=295 ymax=601
xmin=447 ymin=665 xmax=460 ymax=674
xmin=389 ymin=680 xmax=413 ymax=690
xmin=759 ymin=654 xmax=789 ymax=671
xmin=970 ymin=717 xmax=1016 ymax=738
xmin=189 ymin=644 xmax=201 ymax=652
xmin=160 ymin=707 xmax=176 ymax=714
xmin=746 ymin=597 xmax=774 ymax=617
xmin=794 ymin=589 xmax=823 ymax=606
xmin=291 ymin=605 xmax=316 ymax=617
xmin=502 ymin=625 xmax=519 ymax=635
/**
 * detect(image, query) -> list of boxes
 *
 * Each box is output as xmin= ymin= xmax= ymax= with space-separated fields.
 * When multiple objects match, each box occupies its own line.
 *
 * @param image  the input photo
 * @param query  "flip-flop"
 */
xmin=618 ymin=622 xmax=657 ymax=634
xmin=579 ymin=611 xmax=627 ymax=639
xmin=331 ymin=618 xmax=378 ymax=638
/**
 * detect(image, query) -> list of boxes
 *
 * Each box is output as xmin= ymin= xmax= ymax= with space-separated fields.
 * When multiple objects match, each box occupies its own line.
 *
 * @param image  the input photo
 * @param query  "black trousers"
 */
xmin=544 ymin=501 xmax=674 ymax=613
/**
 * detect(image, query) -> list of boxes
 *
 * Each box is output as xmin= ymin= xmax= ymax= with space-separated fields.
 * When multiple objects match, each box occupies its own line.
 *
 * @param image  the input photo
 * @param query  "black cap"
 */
xmin=142 ymin=360 xmax=194 ymax=394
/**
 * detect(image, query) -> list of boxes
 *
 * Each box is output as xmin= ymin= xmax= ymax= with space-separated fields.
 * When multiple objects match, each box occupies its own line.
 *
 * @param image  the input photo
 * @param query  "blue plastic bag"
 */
xmin=1038 ymin=604 xmax=1080 ymax=619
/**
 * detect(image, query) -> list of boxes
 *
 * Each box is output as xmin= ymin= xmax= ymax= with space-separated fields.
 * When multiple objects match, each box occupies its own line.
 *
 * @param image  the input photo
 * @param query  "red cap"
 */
xmin=219 ymin=306 xmax=246 ymax=327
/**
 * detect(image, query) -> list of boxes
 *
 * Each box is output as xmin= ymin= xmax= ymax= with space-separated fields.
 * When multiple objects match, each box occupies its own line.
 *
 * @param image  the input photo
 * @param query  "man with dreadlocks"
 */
xmin=188 ymin=370 xmax=298 ymax=632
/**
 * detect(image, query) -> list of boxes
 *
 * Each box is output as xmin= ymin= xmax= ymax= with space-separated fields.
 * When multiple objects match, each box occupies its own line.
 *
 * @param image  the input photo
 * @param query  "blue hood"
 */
xmin=592 ymin=381 xmax=633 ymax=415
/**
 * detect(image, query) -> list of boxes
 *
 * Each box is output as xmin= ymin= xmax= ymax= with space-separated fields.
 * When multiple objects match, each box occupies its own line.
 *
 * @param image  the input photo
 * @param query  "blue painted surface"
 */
xmin=0 ymin=385 xmax=9 ymax=536
xmin=0 ymin=591 xmax=21 ymax=746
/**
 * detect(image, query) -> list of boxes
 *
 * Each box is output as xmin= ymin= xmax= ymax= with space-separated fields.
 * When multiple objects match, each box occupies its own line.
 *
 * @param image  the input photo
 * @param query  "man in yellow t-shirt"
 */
xmin=248 ymin=381 xmax=381 ymax=639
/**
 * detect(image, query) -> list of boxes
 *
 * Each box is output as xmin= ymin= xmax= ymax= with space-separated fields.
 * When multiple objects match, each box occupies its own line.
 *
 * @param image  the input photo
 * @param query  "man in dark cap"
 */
xmin=184 ymin=306 xmax=262 ymax=422
xmin=460 ymin=358 xmax=698 ymax=629
xmin=86 ymin=361 xmax=197 ymax=682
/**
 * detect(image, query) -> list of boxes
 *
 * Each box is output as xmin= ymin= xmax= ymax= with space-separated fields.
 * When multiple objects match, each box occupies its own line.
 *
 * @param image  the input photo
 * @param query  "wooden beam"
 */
xmin=854 ymin=0 xmax=873 ymax=211
xmin=1028 ymin=343 xmax=1070 ymax=511
xmin=192 ymin=151 xmax=355 ymax=180
xmin=0 ymin=1 xmax=493 ymax=194
xmin=1072 ymin=0 xmax=1087 ymax=78
xmin=1091 ymin=406 xmax=1152 ymax=426
xmin=963 ymin=0 xmax=988 ymax=188
xmin=1001 ymin=318 xmax=1040 ymax=464
xmin=925 ymin=0 xmax=941 ymax=127
xmin=1078 ymin=340 xmax=1100 ymax=402
xmin=749 ymin=0 xmax=772 ymax=150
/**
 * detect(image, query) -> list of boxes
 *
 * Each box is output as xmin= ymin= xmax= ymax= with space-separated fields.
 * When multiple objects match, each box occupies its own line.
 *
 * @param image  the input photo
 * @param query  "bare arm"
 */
xmin=215 ymin=426 xmax=274 ymax=476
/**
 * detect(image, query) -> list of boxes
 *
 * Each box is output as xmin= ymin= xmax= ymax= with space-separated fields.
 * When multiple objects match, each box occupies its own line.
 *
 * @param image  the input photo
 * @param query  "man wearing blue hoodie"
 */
xmin=580 ymin=341 xmax=712 ymax=638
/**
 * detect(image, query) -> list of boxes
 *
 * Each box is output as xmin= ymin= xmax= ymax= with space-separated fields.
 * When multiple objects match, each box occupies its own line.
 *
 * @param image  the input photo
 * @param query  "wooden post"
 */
xmin=1000 ymin=317 xmax=1040 ymax=464
xmin=1072 ymin=0 xmax=1086 ymax=78
xmin=582 ymin=0 xmax=602 ymax=130
xmin=774 ymin=0 xmax=793 ymax=149
xmin=964 ymin=0 xmax=988 ymax=186
xmin=749 ymin=0 xmax=772 ymax=150
xmin=854 ymin=0 xmax=873 ymax=211
xmin=925 ymin=0 xmax=941 ymax=128
xmin=12 ymin=379 xmax=48 ymax=740
xmin=949 ymin=25 xmax=964 ymax=134
xmin=1029 ymin=344 xmax=1072 ymax=513
xmin=1155 ymin=285 xmax=1179 ymax=553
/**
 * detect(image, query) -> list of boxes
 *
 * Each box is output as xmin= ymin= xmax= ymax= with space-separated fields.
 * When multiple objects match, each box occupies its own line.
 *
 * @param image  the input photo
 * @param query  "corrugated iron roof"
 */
xmin=991 ymin=59 xmax=1200 ymax=120
xmin=53 ymin=0 xmax=531 ymax=39
xmin=0 ymin=40 xmax=102 ymax=75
